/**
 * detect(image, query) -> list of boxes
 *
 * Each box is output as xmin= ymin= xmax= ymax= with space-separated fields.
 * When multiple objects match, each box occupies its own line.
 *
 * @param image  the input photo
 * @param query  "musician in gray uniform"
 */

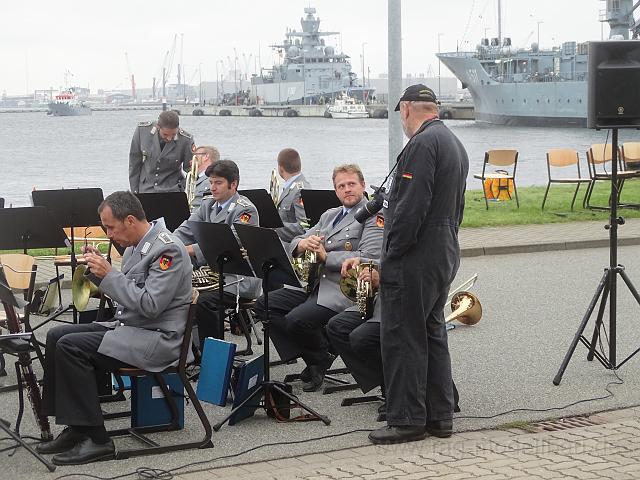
xmin=274 ymin=148 xmax=311 ymax=243
xmin=369 ymin=85 xmax=469 ymax=445
xmin=173 ymin=160 xmax=261 ymax=346
xmin=254 ymin=164 xmax=384 ymax=392
xmin=129 ymin=110 xmax=195 ymax=193
xmin=190 ymin=145 xmax=220 ymax=211
xmin=38 ymin=191 xmax=192 ymax=465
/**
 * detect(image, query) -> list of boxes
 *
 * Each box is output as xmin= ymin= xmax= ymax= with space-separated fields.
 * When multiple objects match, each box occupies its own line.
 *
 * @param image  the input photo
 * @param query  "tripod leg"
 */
xmin=271 ymin=383 xmax=331 ymax=425
xmin=587 ymin=278 xmax=611 ymax=361
xmin=554 ymin=270 xmax=609 ymax=385
xmin=213 ymin=384 xmax=265 ymax=431
xmin=0 ymin=419 xmax=56 ymax=472
xmin=619 ymin=269 xmax=640 ymax=305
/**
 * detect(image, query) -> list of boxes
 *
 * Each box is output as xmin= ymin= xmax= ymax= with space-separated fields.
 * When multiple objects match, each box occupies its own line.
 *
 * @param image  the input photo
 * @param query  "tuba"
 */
xmin=186 ymin=154 xmax=199 ymax=208
xmin=269 ymin=168 xmax=281 ymax=204
xmin=339 ymin=262 xmax=377 ymax=319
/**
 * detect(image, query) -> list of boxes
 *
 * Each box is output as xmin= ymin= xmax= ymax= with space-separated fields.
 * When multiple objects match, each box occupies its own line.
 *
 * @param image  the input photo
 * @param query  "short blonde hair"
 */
xmin=332 ymin=164 xmax=365 ymax=185
xmin=196 ymin=145 xmax=220 ymax=162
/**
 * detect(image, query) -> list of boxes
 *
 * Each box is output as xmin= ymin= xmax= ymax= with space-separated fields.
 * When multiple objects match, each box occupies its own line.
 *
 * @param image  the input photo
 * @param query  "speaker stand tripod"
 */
xmin=554 ymin=128 xmax=640 ymax=385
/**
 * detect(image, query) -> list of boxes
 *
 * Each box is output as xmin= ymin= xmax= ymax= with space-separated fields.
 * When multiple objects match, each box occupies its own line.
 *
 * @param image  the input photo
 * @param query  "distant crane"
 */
xmin=124 ymin=52 xmax=137 ymax=100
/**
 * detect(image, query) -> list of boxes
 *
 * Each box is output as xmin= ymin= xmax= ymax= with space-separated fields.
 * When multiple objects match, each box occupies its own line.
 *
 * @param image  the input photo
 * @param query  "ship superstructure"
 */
xmin=251 ymin=7 xmax=374 ymax=105
xmin=437 ymin=0 xmax=639 ymax=127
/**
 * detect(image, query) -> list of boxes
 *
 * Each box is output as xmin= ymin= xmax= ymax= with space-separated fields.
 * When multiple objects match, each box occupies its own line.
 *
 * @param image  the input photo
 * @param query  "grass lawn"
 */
xmin=462 ymin=180 xmax=640 ymax=228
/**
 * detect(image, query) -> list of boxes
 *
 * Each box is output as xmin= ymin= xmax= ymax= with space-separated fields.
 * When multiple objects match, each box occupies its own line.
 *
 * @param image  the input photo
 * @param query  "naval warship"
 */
xmin=251 ymin=7 xmax=374 ymax=105
xmin=48 ymin=89 xmax=91 ymax=116
xmin=437 ymin=0 xmax=639 ymax=127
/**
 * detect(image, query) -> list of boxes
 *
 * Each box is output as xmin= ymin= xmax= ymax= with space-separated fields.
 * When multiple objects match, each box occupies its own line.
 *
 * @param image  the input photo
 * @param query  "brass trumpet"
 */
xmin=186 ymin=154 xmax=199 ymax=208
xmin=269 ymin=168 xmax=280 ymax=204
xmin=292 ymin=230 xmax=321 ymax=293
xmin=339 ymin=262 xmax=377 ymax=319
xmin=71 ymin=265 xmax=100 ymax=311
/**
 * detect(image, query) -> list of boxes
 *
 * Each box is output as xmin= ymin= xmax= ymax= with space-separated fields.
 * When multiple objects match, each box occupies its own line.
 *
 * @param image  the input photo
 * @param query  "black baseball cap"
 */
xmin=394 ymin=84 xmax=439 ymax=111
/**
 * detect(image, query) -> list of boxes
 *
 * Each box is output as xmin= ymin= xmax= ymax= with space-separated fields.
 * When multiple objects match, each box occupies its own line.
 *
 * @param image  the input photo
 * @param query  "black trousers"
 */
xmin=255 ymin=288 xmax=337 ymax=366
xmin=195 ymin=291 xmax=240 ymax=349
xmin=42 ymin=323 xmax=130 ymax=426
xmin=326 ymin=311 xmax=382 ymax=393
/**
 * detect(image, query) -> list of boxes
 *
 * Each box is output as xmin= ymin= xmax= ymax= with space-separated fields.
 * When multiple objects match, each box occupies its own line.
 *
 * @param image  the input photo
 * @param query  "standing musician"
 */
xmin=173 ymin=160 xmax=261 ymax=347
xmin=273 ymin=148 xmax=311 ymax=243
xmin=189 ymin=145 xmax=220 ymax=211
xmin=254 ymin=164 xmax=383 ymax=392
xmin=369 ymin=84 xmax=469 ymax=445
xmin=129 ymin=110 xmax=195 ymax=193
xmin=38 ymin=191 xmax=192 ymax=465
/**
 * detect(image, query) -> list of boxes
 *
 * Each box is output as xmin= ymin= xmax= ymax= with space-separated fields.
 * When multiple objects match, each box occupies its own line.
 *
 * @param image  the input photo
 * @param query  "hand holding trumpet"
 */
xmin=297 ymin=234 xmax=327 ymax=262
xmin=82 ymin=246 xmax=112 ymax=279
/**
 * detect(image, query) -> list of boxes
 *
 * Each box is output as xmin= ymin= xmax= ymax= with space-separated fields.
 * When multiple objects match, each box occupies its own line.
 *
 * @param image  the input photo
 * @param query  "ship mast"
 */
xmin=497 ymin=0 xmax=502 ymax=46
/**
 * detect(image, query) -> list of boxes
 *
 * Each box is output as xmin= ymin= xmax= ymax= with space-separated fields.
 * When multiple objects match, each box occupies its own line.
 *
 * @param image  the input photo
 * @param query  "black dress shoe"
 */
xmin=302 ymin=365 xmax=325 ymax=392
xmin=52 ymin=437 xmax=115 ymax=466
xmin=299 ymin=366 xmax=311 ymax=383
xmin=36 ymin=427 xmax=87 ymax=455
xmin=368 ymin=425 xmax=427 ymax=445
xmin=425 ymin=419 xmax=453 ymax=438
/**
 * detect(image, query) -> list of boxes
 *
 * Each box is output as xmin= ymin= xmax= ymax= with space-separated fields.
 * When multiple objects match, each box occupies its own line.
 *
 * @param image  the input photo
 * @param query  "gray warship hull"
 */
xmin=48 ymin=102 xmax=92 ymax=116
xmin=437 ymin=54 xmax=587 ymax=127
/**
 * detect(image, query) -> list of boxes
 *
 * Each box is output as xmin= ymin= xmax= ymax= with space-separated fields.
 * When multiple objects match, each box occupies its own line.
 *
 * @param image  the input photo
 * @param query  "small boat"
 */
xmin=326 ymin=94 xmax=369 ymax=119
xmin=48 ymin=90 xmax=92 ymax=116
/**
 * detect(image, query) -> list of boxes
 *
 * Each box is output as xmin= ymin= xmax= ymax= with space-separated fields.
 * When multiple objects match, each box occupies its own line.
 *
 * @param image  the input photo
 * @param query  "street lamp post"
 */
xmin=199 ymin=63 xmax=203 ymax=105
xmin=437 ymin=33 xmax=443 ymax=97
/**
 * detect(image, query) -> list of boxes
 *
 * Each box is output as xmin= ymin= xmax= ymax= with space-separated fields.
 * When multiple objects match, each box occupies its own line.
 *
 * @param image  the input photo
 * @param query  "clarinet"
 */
xmin=2 ymin=300 xmax=52 ymax=440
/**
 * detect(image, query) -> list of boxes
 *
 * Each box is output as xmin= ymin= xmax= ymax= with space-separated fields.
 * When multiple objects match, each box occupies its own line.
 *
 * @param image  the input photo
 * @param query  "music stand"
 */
xmin=213 ymin=224 xmax=331 ymax=430
xmin=238 ymin=189 xmax=284 ymax=228
xmin=136 ymin=192 xmax=191 ymax=232
xmin=301 ymin=189 xmax=341 ymax=227
xmin=0 ymin=207 xmax=68 ymax=253
xmin=0 ymin=280 xmax=56 ymax=472
xmin=189 ymin=221 xmax=254 ymax=351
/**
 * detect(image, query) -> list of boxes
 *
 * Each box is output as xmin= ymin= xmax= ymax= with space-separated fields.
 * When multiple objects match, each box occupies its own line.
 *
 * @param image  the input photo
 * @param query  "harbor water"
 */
xmin=1 ymin=110 xmax=639 ymax=207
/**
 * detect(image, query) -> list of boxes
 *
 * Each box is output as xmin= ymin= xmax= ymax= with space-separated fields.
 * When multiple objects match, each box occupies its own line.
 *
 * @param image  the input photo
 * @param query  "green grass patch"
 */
xmin=496 ymin=420 xmax=538 ymax=433
xmin=0 ymin=244 xmax=111 ymax=257
xmin=463 ymin=180 xmax=640 ymax=228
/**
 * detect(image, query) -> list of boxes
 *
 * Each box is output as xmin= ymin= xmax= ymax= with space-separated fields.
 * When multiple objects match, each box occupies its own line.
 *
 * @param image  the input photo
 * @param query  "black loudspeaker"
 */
xmin=588 ymin=40 xmax=640 ymax=129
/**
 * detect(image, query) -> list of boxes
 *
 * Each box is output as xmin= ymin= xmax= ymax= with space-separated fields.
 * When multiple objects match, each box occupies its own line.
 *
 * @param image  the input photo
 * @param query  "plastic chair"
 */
xmin=473 ymin=150 xmax=519 ymax=209
xmin=541 ymin=149 xmax=592 ymax=211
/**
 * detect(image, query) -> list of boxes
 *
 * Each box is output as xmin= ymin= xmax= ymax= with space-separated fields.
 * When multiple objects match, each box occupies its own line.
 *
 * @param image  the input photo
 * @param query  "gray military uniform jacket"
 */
xmin=88 ymin=222 xmax=193 ymax=372
xmin=275 ymin=173 xmax=311 ymax=243
xmin=288 ymin=197 xmax=384 ymax=313
xmin=189 ymin=172 xmax=212 ymax=212
xmin=173 ymin=192 xmax=262 ymax=299
xmin=129 ymin=121 xmax=195 ymax=193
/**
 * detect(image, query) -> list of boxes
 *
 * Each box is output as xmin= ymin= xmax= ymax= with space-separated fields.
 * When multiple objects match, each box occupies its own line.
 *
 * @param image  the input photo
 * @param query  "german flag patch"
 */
xmin=376 ymin=214 xmax=385 ymax=228
xmin=402 ymin=172 xmax=413 ymax=180
xmin=159 ymin=255 xmax=173 ymax=271
xmin=239 ymin=213 xmax=251 ymax=224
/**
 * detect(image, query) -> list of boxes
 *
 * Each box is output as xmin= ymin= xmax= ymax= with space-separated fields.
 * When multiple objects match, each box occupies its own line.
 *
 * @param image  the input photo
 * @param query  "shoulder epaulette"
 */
xmin=293 ymin=181 xmax=304 ymax=190
xmin=236 ymin=197 xmax=251 ymax=208
xmin=158 ymin=232 xmax=174 ymax=244
xmin=178 ymin=129 xmax=192 ymax=139
xmin=138 ymin=121 xmax=153 ymax=127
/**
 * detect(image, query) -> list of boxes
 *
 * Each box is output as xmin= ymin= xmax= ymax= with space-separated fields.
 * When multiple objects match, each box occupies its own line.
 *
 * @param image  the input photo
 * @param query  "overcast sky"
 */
xmin=1 ymin=0 xmax=609 ymax=96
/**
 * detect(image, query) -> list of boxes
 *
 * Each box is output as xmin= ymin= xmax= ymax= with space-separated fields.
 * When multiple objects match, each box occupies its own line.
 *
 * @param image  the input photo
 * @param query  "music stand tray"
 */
xmin=239 ymin=189 xmax=284 ymax=228
xmin=136 ymin=192 xmax=191 ymax=232
xmin=301 ymin=189 xmax=341 ymax=227
xmin=0 ymin=207 xmax=68 ymax=252
xmin=211 ymin=224 xmax=329 ymax=430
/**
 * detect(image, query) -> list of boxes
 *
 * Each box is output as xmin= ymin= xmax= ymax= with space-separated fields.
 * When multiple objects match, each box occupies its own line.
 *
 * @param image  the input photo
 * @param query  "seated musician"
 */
xmin=173 ymin=160 xmax=261 ymax=348
xmin=190 ymin=145 xmax=220 ymax=211
xmin=38 ymin=191 xmax=192 ymax=465
xmin=273 ymin=148 xmax=311 ymax=243
xmin=254 ymin=164 xmax=383 ymax=392
xmin=326 ymin=257 xmax=383 ymax=399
